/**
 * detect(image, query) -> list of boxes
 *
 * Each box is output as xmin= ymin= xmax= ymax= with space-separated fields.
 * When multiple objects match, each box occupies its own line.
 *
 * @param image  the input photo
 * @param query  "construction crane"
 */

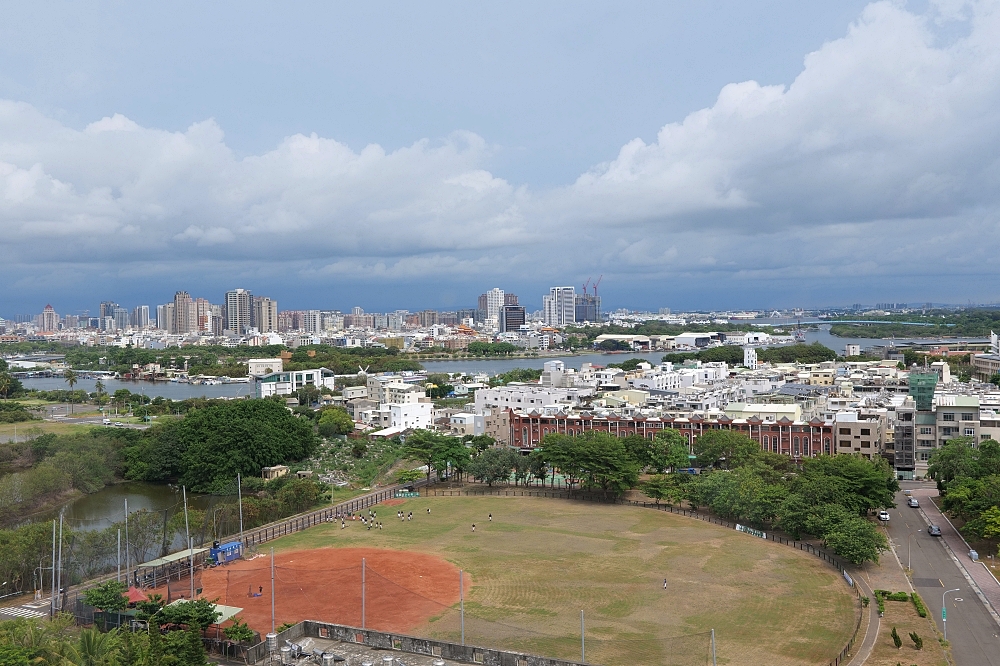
xmin=592 ymin=275 xmax=603 ymax=298
xmin=582 ymin=278 xmax=591 ymax=296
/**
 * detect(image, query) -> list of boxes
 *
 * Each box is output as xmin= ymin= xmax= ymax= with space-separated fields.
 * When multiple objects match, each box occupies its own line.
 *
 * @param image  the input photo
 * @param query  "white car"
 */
xmin=907 ymin=497 xmax=919 ymax=508
xmin=878 ymin=510 xmax=891 ymax=522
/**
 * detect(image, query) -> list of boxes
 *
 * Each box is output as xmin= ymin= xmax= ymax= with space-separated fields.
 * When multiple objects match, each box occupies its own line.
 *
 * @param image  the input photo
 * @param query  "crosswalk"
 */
xmin=0 ymin=606 xmax=47 ymax=619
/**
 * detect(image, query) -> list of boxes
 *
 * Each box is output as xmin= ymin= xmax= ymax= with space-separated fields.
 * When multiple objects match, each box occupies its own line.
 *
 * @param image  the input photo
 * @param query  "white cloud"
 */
xmin=3 ymin=1 xmax=1000 ymax=306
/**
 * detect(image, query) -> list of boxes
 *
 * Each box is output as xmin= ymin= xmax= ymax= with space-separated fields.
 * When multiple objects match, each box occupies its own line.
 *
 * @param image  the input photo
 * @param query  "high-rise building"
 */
xmin=99 ymin=301 xmax=119 ymax=320
xmin=131 ymin=305 xmax=150 ymax=329
xmin=504 ymin=293 xmax=519 ymax=306
xmin=500 ymin=305 xmax=526 ymax=332
xmin=64 ymin=314 xmax=80 ymax=329
xmin=352 ymin=306 xmax=364 ymax=316
xmin=225 ymin=289 xmax=254 ymax=334
xmin=173 ymin=291 xmax=195 ymax=334
xmin=574 ymin=294 xmax=601 ymax=323
xmin=253 ymin=297 xmax=278 ymax=333
xmin=302 ymin=310 xmax=321 ymax=333
xmin=418 ymin=310 xmax=439 ymax=327
xmin=278 ymin=311 xmax=296 ymax=332
xmin=39 ymin=305 xmax=59 ymax=332
xmin=542 ymin=287 xmax=576 ymax=326
xmin=113 ymin=307 xmax=130 ymax=331
xmin=156 ymin=304 xmax=169 ymax=331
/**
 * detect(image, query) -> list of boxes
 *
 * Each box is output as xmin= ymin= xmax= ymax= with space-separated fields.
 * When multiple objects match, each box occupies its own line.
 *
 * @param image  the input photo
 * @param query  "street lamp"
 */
xmin=907 ymin=530 xmax=921 ymax=570
xmin=942 ymin=588 xmax=960 ymax=641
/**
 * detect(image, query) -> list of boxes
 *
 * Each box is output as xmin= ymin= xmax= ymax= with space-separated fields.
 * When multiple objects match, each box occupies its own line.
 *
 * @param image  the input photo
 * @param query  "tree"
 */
xmin=158 ymin=598 xmax=221 ymax=630
xmin=70 ymin=628 xmax=120 ymax=666
xmin=467 ymin=447 xmax=518 ymax=486
xmin=64 ymin=369 xmax=79 ymax=414
xmin=909 ymin=631 xmax=923 ymax=650
xmin=928 ymin=437 xmax=981 ymax=488
xmin=890 ymin=626 xmax=902 ymax=649
xmin=642 ymin=475 xmax=685 ymax=505
xmin=402 ymin=430 xmax=440 ymax=483
xmin=83 ymin=580 xmax=128 ymax=613
xmin=0 ymin=374 xmax=11 ymax=401
xmin=317 ymin=407 xmax=354 ymax=437
xmin=223 ymin=618 xmax=256 ymax=644
xmin=693 ymin=431 xmax=759 ymax=470
xmin=821 ymin=513 xmax=887 ymax=565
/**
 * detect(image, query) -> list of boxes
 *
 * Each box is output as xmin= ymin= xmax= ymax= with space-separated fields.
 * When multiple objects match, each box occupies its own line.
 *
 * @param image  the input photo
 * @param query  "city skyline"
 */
xmin=3 ymin=3 xmax=1000 ymax=311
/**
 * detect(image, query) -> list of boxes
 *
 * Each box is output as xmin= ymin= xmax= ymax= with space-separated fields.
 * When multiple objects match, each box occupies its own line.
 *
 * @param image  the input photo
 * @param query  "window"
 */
xmin=861 ymin=441 xmax=871 ymax=448
xmin=839 ymin=428 xmax=851 ymax=435
xmin=919 ymin=451 xmax=932 ymax=461
xmin=860 ymin=428 xmax=871 ymax=436
xmin=941 ymin=427 xmax=956 ymax=436
xmin=840 ymin=440 xmax=851 ymax=447
xmin=919 ymin=427 xmax=932 ymax=434
xmin=961 ymin=413 xmax=975 ymax=421
xmin=984 ymin=435 xmax=993 ymax=441
xmin=965 ymin=428 xmax=975 ymax=436
xmin=942 ymin=413 xmax=955 ymax=421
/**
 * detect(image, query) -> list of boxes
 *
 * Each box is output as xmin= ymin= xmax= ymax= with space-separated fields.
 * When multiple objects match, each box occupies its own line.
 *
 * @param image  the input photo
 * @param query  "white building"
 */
xmin=743 ymin=347 xmax=757 ymax=370
xmin=255 ymin=367 xmax=337 ymax=397
xmin=474 ymin=384 xmax=593 ymax=413
xmin=542 ymin=287 xmax=576 ymax=326
xmin=390 ymin=402 xmax=433 ymax=429
xmin=248 ymin=358 xmax=283 ymax=376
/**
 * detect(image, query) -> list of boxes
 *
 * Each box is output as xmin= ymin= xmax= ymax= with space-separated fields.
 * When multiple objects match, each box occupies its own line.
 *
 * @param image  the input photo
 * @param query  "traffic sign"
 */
xmin=942 ymin=607 xmax=946 ymax=620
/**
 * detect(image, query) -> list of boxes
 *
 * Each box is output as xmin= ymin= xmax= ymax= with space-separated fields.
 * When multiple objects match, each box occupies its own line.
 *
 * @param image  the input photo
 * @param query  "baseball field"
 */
xmin=206 ymin=496 xmax=858 ymax=666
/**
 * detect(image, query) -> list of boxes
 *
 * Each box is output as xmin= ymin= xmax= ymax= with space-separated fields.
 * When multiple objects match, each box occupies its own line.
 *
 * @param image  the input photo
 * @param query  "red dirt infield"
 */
xmin=199 ymin=548 xmax=466 ymax=634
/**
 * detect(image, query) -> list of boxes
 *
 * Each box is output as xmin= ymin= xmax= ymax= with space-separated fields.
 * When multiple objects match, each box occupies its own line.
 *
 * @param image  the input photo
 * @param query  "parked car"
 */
xmin=907 ymin=497 xmax=919 ymax=507
xmin=102 ymin=418 xmax=111 ymax=425
xmin=928 ymin=525 xmax=942 ymax=537
xmin=878 ymin=510 xmax=891 ymax=521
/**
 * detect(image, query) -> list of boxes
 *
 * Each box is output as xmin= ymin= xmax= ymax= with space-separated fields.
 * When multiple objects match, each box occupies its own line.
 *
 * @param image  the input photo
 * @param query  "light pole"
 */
xmin=907 ymin=530 xmax=921 ymax=570
xmin=942 ymin=588 xmax=960 ymax=641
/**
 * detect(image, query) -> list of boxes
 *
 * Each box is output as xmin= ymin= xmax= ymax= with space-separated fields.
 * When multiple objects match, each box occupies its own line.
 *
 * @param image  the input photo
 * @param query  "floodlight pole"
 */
xmin=270 ymin=548 xmax=275 ymax=634
xmin=581 ymin=610 xmax=585 ymax=663
xmin=117 ymin=529 xmax=121 ymax=583
xmin=711 ymin=628 xmax=717 ymax=666
xmin=124 ymin=498 xmax=130 ymax=577
xmin=362 ymin=558 xmax=366 ymax=629
xmin=238 ymin=473 xmax=245 ymax=550
xmin=56 ymin=514 xmax=63 ymax=612
xmin=460 ymin=570 xmax=465 ymax=645
xmin=189 ymin=538 xmax=195 ymax=599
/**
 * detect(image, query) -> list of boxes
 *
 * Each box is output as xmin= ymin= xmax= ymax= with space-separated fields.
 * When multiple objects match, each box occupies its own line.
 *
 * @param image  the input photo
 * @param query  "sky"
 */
xmin=2 ymin=0 xmax=1000 ymax=316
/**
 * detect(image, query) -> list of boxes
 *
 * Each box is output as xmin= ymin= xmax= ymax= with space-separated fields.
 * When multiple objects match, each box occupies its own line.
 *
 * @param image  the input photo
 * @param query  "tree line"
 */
xmin=930 ymin=437 xmax=1000 ymax=553
xmin=403 ymin=427 xmax=895 ymax=564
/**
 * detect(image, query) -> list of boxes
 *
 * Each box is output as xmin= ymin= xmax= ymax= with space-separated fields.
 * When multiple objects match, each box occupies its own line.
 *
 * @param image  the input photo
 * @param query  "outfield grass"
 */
xmin=270 ymin=496 xmax=858 ymax=666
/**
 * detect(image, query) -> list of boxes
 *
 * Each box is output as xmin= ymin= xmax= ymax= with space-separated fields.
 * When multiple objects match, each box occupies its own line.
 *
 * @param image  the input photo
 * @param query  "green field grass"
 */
xmin=269 ymin=496 xmax=858 ymax=666
xmin=0 ymin=421 xmax=98 ymax=440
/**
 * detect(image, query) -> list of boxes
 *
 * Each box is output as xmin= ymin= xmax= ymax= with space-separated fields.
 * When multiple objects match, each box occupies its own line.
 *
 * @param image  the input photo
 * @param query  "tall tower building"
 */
xmin=99 ymin=301 xmax=119 ymax=320
xmin=173 ymin=291 xmax=194 ymax=334
xmin=253 ymin=297 xmax=278 ymax=333
xmin=39 ymin=305 xmax=59 ymax=332
xmin=112 ymin=306 xmax=130 ymax=331
xmin=500 ymin=305 xmax=526 ymax=332
xmin=131 ymin=305 xmax=150 ymax=329
xmin=574 ymin=294 xmax=601 ymax=323
xmin=542 ymin=287 xmax=576 ymax=326
xmin=225 ymin=289 xmax=254 ymax=334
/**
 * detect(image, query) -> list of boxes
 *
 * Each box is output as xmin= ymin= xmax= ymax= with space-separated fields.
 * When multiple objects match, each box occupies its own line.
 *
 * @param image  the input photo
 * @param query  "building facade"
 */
xmin=542 ymin=287 xmax=576 ymax=326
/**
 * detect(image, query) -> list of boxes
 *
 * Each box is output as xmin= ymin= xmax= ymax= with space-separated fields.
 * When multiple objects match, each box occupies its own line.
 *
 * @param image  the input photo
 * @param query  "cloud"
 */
xmin=2 ymin=1 xmax=1000 ymax=309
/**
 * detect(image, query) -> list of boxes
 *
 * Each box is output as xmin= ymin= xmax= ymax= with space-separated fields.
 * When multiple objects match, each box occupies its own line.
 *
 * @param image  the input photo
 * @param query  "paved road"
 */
xmin=885 ymin=483 xmax=1000 ymax=665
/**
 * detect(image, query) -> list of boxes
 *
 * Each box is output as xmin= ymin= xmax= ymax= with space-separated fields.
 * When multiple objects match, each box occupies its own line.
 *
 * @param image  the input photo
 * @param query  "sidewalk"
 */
xmin=912 ymin=487 xmax=1000 ymax=626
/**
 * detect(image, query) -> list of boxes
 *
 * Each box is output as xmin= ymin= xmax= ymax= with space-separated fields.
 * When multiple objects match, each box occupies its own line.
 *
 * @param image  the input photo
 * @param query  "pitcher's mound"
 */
xmin=200 ymin=548 xmax=465 ymax=634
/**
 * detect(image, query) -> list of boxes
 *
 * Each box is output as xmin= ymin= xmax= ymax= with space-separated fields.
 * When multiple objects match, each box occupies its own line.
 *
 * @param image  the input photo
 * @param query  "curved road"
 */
xmin=884 ymin=483 xmax=1000 ymax=665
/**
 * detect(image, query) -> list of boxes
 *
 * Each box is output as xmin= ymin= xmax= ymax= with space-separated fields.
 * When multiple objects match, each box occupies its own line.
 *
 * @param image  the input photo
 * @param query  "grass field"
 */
xmin=0 ymin=421 xmax=97 ymax=441
xmin=266 ymin=496 xmax=858 ymax=666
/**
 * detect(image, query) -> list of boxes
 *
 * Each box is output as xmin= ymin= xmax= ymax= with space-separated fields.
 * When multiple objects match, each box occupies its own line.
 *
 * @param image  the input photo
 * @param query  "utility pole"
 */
xmin=362 ymin=558 xmax=366 ymax=629
xmin=49 ymin=520 xmax=56 ymax=617
xmin=459 ymin=570 xmax=465 ymax=645
xmin=189 ymin=538 xmax=195 ymax=599
xmin=580 ymin=610 xmax=585 ymax=663
xmin=711 ymin=628 xmax=717 ymax=666
xmin=124 ymin=498 xmax=130 ymax=577
xmin=117 ymin=529 xmax=121 ymax=583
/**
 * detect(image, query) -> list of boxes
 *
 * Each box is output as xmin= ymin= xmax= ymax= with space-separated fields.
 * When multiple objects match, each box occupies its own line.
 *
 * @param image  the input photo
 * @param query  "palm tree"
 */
xmin=0 ymin=373 xmax=11 ymax=401
xmin=65 ymin=369 xmax=79 ymax=415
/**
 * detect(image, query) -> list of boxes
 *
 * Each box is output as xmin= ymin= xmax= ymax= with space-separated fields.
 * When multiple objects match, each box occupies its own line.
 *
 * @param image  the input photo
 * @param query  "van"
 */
xmin=102 ymin=418 xmax=111 ymax=425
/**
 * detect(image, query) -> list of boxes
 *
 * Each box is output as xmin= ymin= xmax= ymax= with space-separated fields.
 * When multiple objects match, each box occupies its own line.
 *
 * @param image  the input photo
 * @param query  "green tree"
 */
xmin=223 ymin=618 xmax=255 ymax=644
xmin=928 ymin=437 xmax=981 ymax=488
xmin=890 ymin=626 xmax=902 ymax=649
xmin=693 ymin=431 xmax=759 ymax=469
xmin=82 ymin=580 xmax=128 ymax=613
xmin=467 ymin=447 xmax=518 ymax=486
xmin=642 ymin=475 xmax=685 ymax=505
xmin=317 ymin=407 xmax=354 ymax=437
xmin=64 ymin=369 xmax=79 ymax=414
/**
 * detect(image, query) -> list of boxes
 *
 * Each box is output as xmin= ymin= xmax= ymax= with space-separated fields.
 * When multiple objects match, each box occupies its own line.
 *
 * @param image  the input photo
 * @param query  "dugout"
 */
xmin=134 ymin=547 xmax=209 ymax=589
xmin=210 ymin=541 xmax=242 ymax=564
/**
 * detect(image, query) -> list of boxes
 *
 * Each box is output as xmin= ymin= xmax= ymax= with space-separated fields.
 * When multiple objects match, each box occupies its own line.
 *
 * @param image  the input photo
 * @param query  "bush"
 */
xmin=890 ymin=626 xmax=902 ymax=649
xmin=911 ymin=592 xmax=928 ymax=618
xmin=909 ymin=631 xmax=923 ymax=650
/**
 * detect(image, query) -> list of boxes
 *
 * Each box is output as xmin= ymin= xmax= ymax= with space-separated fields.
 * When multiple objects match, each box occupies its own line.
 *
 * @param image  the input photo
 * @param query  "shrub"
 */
xmin=909 ymin=631 xmax=923 ymax=650
xmin=911 ymin=592 xmax=928 ymax=618
xmin=891 ymin=626 xmax=902 ymax=649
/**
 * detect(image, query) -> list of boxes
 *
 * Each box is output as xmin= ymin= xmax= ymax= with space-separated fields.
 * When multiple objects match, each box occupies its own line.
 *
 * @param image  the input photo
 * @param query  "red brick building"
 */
xmin=508 ymin=409 xmax=835 ymax=459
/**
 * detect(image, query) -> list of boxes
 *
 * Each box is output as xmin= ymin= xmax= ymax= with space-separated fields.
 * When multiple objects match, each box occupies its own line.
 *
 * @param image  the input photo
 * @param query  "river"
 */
xmin=18 ymin=325 xmax=989 ymax=397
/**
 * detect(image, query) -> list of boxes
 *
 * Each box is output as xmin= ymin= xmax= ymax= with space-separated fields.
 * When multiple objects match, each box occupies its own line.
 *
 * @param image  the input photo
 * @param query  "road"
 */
xmin=884 ymin=483 xmax=1000 ymax=665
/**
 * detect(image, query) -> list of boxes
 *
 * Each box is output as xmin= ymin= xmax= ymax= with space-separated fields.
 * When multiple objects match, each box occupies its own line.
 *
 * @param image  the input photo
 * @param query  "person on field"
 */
xmin=472 ymin=524 xmax=476 ymax=532
xmin=663 ymin=578 xmax=667 ymax=589
xmin=489 ymin=513 xmax=492 ymax=522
